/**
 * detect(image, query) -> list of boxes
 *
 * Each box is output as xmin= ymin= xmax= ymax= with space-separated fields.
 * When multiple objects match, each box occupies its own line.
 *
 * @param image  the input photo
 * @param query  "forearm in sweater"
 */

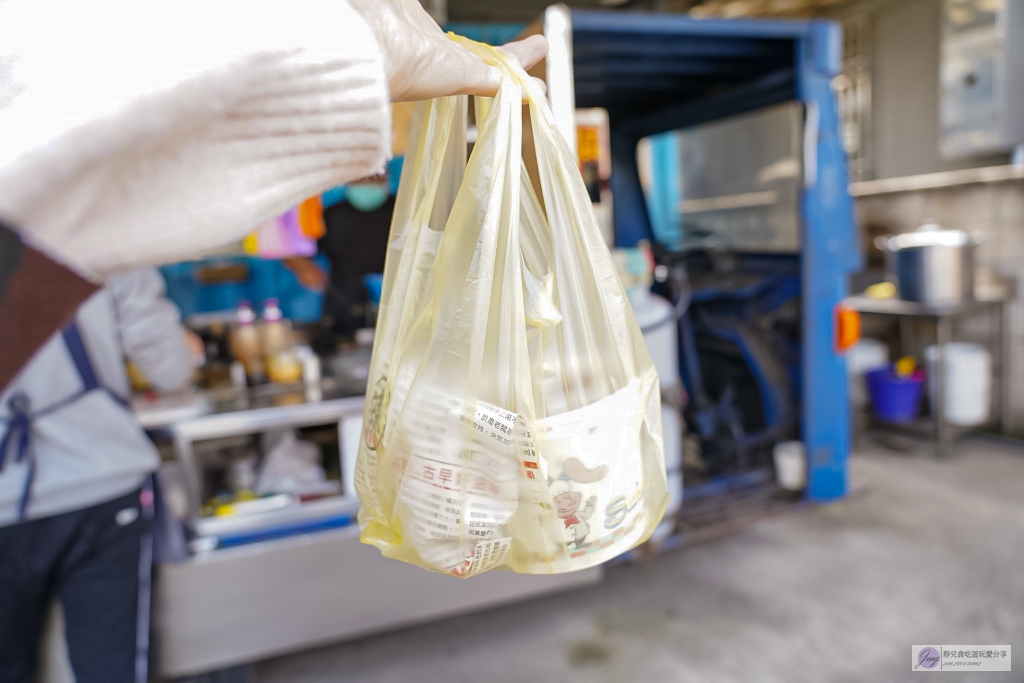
xmin=0 ymin=0 xmax=391 ymax=277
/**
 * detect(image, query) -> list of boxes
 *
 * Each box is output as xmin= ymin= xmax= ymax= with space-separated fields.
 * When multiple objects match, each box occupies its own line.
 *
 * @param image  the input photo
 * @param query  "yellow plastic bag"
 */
xmin=355 ymin=38 xmax=668 ymax=577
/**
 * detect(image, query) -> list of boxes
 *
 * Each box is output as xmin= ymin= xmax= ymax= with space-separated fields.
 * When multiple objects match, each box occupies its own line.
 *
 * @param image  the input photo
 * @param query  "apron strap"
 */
xmin=61 ymin=319 xmax=129 ymax=407
xmin=62 ymin=321 xmax=100 ymax=393
xmin=0 ymin=319 xmax=125 ymax=521
xmin=0 ymin=392 xmax=36 ymax=520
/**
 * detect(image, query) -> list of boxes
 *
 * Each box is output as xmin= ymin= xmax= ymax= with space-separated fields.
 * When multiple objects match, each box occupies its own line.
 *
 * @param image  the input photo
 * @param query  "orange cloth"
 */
xmin=298 ymin=196 xmax=326 ymax=240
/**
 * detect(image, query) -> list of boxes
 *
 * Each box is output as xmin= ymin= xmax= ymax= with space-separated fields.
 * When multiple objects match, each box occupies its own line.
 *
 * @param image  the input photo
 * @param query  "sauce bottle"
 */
xmin=260 ymin=299 xmax=301 ymax=383
xmin=228 ymin=301 xmax=264 ymax=384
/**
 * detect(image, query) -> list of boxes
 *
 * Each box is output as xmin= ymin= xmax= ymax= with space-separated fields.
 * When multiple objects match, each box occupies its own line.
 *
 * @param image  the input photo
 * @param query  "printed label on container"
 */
xmin=533 ymin=380 xmax=647 ymax=569
xmin=469 ymin=537 xmax=512 ymax=576
xmin=393 ymin=389 xmax=522 ymax=572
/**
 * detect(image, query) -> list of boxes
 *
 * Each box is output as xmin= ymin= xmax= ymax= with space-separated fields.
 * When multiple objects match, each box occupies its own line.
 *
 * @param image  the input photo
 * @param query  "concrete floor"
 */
xmin=256 ymin=439 xmax=1024 ymax=683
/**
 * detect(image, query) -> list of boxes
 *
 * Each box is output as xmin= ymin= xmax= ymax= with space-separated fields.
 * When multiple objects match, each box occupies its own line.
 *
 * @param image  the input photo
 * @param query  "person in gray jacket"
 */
xmin=0 ymin=267 xmax=198 ymax=683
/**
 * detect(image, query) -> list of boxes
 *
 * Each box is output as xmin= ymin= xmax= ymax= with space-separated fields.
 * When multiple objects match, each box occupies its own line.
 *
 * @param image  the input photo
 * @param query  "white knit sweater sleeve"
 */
xmin=0 ymin=0 xmax=391 ymax=276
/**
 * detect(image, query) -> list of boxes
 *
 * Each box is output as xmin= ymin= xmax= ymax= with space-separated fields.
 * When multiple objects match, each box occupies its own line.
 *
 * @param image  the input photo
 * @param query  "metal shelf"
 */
xmin=843 ymin=295 xmax=1004 ymax=317
xmin=171 ymin=394 xmax=366 ymax=534
xmin=193 ymin=494 xmax=360 ymax=541
xmin=849 ymin=164 xmax=1024 ymax=197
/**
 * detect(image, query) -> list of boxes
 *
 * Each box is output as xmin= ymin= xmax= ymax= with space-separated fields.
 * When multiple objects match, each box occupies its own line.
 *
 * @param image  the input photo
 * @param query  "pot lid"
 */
xmin=883 ymin=220 xmax=974 ymax=250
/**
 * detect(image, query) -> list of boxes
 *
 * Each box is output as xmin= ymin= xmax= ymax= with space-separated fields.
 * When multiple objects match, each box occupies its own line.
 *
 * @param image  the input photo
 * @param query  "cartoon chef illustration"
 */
xmin=549 ymin=457 xmax=608 ymax=549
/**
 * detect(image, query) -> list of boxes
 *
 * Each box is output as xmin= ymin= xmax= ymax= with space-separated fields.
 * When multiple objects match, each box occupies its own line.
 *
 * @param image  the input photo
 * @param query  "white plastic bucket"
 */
xmin=661 ymin=405 xmax=683 ymax=517
xmin=630 ymin=289 xmax=679 ymax=387
xmin=924 ymin=343 xmax=991 ymax=426
xmin=632 ymin=288 xmax=683 ymax=515
xmin=773 ymin=441 xmax=806 ymax=491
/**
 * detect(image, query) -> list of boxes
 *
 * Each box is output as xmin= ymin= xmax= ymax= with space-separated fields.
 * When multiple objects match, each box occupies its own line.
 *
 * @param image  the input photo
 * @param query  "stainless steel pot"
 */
xmin=874 ymin=221 xmax=981 ymax=305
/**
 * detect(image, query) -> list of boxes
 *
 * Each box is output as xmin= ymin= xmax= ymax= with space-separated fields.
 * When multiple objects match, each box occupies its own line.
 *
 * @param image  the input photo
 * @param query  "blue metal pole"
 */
xmin=797 ymin=22 xmax=862 ymax=502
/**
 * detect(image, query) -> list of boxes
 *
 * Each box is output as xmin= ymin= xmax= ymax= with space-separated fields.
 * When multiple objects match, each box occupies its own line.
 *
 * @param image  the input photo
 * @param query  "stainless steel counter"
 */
xmin=156 ymin=527 xmax=602 ymax=677
xmin=151 ymin=380 xmax=605 ymax=676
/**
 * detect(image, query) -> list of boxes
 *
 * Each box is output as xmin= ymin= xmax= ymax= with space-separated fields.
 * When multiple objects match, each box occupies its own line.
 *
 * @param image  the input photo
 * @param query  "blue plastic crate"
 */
xmin=161 ymin=255 xmax=328 ymax=323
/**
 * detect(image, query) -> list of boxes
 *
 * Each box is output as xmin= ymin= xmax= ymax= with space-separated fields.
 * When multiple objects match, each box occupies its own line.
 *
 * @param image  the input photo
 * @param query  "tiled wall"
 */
xmin=855 ymin=182 xmax=1024 ymax=429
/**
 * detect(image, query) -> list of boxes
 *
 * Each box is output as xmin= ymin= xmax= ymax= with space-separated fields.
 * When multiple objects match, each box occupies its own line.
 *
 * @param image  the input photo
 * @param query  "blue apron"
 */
xmin=0 ymin=320 xmax=129 ymax=521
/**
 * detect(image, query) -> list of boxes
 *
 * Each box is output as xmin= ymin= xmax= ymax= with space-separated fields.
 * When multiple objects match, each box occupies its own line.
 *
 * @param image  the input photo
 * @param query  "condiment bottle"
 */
xmin=259 ymin=298 xmax=293 ymax=358
xmin=228 ymin=301 xmax=264 ymax=383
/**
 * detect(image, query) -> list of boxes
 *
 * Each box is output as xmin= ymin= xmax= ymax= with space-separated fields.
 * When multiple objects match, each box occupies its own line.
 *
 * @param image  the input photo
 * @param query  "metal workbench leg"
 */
xmin=999 ymin=301 xmax=1011 ymax=434
xmin=899 ymin=317 xmax=912 ymax=359
xmin=936 ymin=315 xmax=951 ymax=457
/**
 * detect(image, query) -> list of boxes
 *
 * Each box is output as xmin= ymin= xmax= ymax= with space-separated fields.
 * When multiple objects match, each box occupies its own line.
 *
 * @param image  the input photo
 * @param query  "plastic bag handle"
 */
xmin=453 ymin=36 xmax=643 ymax=393
xmin=451 ymin=36 xmax=595 ymax=253
xmin=394 ymin=96 xmax=467 ymax=245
